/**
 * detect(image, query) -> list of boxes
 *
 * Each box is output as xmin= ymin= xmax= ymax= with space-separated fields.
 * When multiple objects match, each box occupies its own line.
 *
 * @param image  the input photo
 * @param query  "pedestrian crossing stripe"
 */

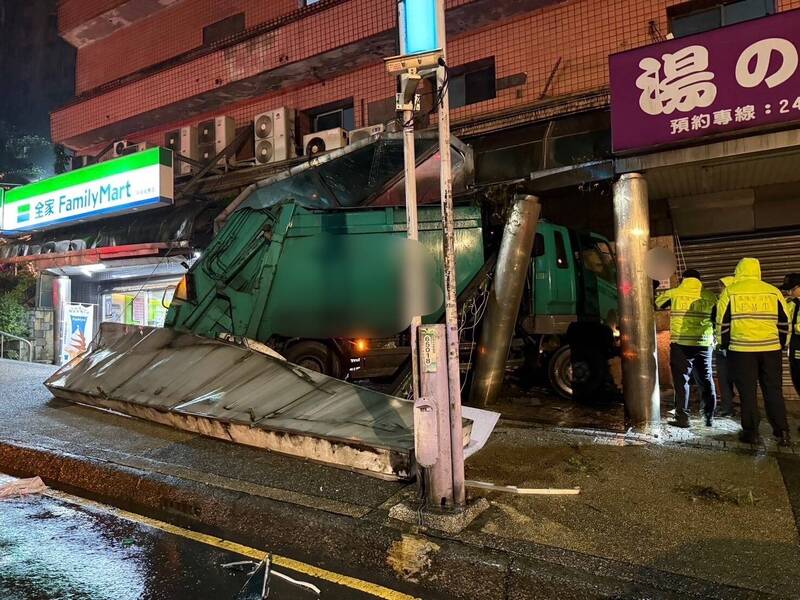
xmin=43 ymin=488 xmax=420 ymax=600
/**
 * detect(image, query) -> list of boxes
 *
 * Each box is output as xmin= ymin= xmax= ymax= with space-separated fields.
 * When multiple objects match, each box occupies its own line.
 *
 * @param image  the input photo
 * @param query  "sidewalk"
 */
xmin=1 ymin=360 xmax=798 ymax=599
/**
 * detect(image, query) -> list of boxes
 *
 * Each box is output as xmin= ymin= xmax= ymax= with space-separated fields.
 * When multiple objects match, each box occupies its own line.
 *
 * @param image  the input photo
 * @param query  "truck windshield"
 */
xmin=581 ymin=238 xmax=616 ymax=284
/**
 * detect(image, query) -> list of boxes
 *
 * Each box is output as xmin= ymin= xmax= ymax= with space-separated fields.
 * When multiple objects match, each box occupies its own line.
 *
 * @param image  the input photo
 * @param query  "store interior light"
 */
xmin=80 ymin=263 xmax=107 ymax=277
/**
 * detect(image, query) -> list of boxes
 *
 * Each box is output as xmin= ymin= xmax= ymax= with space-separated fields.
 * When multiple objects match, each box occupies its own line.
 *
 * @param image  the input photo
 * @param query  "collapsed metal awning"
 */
xmin=45 ymin=323 xmax=431 ymax=479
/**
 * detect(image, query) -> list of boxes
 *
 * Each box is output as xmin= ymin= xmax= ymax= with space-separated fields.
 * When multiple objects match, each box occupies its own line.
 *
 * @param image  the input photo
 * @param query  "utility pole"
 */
xmin=434 ymin=0 xmax=465 ymax=507
xmin=388 ymin=0 xmax=465 ymax=510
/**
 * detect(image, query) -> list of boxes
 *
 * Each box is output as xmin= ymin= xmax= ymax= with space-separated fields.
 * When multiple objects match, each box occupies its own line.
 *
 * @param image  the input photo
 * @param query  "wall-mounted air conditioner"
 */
xmin=348 ymin=124 xmax=385 ymax=145
xmin=120 ymin=142 xmax=155 ymax=156
xmin=198 ymin=116 xmax=235 ymax=164
xmin=70 ymin=155 xmax=95 ymax=171
xmin=254 ymin=107 xmax=296 ymax=165
xmin=303 ymin=127 xmax=348 ymax=157
xmin=111 ymin=140 xmax=132 ymax=158
xmin=165 ymin=126 xmax=199 ymax=176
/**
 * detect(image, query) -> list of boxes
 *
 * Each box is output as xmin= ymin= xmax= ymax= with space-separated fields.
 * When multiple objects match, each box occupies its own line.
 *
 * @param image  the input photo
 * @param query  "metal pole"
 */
xmin=417 ymin=324 xmax=454 ymax=507
xmin=469 ymin=195 xmax=541 ymax=407
xmin=403 ymin=100 xmax=422 ymax=405
xmin=612 ymin=173 xmax=660 ymax=428
xmin=52 ymin=276 xmax=72 ymax=366
xmin=435 ymin=0 xmax=465 ymax=507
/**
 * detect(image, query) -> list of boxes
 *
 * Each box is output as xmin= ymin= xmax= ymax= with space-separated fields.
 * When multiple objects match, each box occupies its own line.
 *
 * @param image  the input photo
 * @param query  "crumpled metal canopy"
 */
xmin=45 ymin=323 xmax=418 ymax=479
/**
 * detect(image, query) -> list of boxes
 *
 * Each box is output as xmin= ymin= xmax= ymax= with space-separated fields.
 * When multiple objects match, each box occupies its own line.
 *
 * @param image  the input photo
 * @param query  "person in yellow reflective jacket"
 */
xmin=711 ymin=276 xmax=737 ymax=417
xmin=655 ymin=269 xmax=717 ymax=428
xmin=716 ymin=258 xmax=791 ymax=446
xmin=780 ymin=273 xmax=800 ymax=434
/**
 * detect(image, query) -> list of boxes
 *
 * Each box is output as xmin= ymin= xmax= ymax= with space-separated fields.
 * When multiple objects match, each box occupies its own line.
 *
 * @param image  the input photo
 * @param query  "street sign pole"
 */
xmin=434 ymin=0 xmax=465 ymax=508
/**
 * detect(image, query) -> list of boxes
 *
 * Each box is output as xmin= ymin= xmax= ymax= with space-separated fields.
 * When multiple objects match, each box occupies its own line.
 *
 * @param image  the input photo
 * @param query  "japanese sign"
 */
xmin=0 ymin=148 xmax=173 ymax=232
xmin=610 ymin=10 xmax=800 ymax=153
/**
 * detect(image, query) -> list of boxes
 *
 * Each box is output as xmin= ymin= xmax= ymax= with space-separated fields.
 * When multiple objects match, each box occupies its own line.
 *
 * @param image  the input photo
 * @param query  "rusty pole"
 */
xmin=435 ymin=0 xmax=465 ymax=507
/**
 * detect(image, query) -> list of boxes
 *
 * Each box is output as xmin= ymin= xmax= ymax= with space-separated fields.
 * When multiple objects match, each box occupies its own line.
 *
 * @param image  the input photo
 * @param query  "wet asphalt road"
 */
xmin=0 ymin=480 xmax=392 ymax=600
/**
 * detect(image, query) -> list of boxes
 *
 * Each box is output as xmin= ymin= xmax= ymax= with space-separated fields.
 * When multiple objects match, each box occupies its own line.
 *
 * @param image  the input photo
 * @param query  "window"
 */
xmin=533 ymin=233 xmax=545 ymax=258
xmin=669 ymin=0 xmax=775 ymax=37
xmin=308 ymin=100 xmax=355 ymax=132
xmin=447 ymin=58 xmax=496 ymax=109
xmin=203 ymin=13 xmax=245 ymax=46
xmin=554 ymin=231 xmax=569 ymax=269
xmin=303 ymin=0 xmax=322 ymax=5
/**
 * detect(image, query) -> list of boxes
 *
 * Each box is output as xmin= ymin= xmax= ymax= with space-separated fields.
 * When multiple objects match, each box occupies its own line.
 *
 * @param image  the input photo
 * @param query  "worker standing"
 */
xmin=656 ymin=269 xmax=717 ymax=428
xmin=781 ymin=273 xmax=800 ymax=425
xmin=716 ymin=258 xmax=791 ymax=446
xmin=712 ymin=276 xmax=737 ymax=417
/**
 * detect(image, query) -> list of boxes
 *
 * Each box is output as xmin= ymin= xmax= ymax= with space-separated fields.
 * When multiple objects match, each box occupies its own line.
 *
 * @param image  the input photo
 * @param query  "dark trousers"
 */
xmin=670 ymin=344 xmax=716 ymax=421
xmin=790 ymin=339 xmax=800 ymax=397
xmin=727 ymin=350 xmax=789 ymax=437
xmin=714 ymin=349 xmax=736 ymax=414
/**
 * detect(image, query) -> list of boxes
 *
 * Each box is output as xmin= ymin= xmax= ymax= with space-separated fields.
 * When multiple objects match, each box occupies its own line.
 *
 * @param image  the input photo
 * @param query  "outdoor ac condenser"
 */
xmin=198 ymin=116 xmax=235 ymax=164
xmin=303 ymin=127 xmax=348 ymax=157
xmin=254 ymin=107 xmax=296 ymax=165
xmin=348 ymin=124 xmax=385 ymax=145
xmin=120 ymin=142 xmax=155 ymax=156
xmin=111 ymin=140 xmax=132 ymax=158
xmin=165 ymin=126 xmax=199 ymax=176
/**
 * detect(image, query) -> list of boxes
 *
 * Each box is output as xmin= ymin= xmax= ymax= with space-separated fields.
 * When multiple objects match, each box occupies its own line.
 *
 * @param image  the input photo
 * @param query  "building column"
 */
xmin=613 ymin=173 xmax=660 ymax=428
xmin=52 ymin=276 xmax=71 ymax=366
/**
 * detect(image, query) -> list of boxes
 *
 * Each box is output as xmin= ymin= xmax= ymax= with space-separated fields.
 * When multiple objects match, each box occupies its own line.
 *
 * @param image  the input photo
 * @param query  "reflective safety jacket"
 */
xmin=655 ymin=277 xmax=716 ymax=347
xmin=789 ymin=298 xmax=800 ymax=360
xmin=715 ymin=258 xmax=790 ymax=353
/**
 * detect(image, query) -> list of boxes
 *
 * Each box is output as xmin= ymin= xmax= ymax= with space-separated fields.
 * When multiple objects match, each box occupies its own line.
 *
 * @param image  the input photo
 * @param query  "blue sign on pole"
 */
xmin=401 ymin=0 xmax=439 ymax=54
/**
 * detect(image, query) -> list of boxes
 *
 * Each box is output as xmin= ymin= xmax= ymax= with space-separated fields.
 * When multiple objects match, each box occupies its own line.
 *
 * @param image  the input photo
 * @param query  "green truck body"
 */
xmin=165 ymin=199 xmax=618 ymax=394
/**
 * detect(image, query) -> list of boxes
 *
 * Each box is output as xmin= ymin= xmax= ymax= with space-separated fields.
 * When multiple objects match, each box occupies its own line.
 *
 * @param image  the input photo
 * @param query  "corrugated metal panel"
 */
xmin=679 ymin=231 xmax=800 ymax=400
xmin=46 ymin=323 xmax=417 ymax=479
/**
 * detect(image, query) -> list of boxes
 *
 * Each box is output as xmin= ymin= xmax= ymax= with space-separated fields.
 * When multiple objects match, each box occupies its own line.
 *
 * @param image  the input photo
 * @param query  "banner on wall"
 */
xmin=61 ymin=303 xmax=95 ymax=364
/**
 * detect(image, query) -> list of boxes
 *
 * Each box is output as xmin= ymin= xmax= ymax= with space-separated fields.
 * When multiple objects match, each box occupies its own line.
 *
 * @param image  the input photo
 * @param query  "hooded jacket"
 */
xmin=655 ymin=277 xmax=716 ymax=347
xmin=715 ymin=258 xmax=790 ymax=352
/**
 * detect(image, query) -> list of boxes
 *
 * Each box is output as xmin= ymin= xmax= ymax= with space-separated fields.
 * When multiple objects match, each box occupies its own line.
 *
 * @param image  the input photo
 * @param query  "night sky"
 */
xmin=0 ymin=0 xmax=75 ymax=137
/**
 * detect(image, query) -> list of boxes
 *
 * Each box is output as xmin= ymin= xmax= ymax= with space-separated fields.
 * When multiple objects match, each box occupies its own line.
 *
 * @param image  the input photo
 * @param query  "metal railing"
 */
xmin=0 ymin=331 xmax=34 ymax=362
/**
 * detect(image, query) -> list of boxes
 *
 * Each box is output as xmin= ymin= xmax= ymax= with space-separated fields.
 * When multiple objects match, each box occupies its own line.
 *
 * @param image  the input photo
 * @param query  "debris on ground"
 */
xmin=466 ymin=480 xmax=580 ymax=495
xmin=0 ymin=476 xmax=47 ymax=500
xmin=679 ymin=483 xmax=761 ymax=506
xmin=564 ymin=452 xmax=602 ymax=475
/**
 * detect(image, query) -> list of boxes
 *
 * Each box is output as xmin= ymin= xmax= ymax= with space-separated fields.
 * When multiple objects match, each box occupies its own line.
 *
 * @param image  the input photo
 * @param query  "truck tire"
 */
xmin=547 ymin=345 xmax=573 ymax=399
xmin=284 ymin=340 xmax=344 ymax=379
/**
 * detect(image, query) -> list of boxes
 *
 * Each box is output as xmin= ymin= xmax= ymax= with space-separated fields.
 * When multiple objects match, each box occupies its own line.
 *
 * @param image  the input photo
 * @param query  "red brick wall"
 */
xmin=58 ymin=0 xmax=127 ymax=35
xmin=74 ymin=0 xmax=299 ymax=94
xmin=55 ymin=0 xmax=800 ymax=151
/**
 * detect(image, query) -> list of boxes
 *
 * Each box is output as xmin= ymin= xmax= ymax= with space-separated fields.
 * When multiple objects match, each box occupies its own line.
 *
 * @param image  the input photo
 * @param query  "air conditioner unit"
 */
xmin=70 ymin=155 xmax=95 ymax=171
xmin=111 ymin=140 xmax=132 ymax=158
xmin=303 ymin=127 xmax=348 ymax=157
xmin=348 ymin=124 xmax=385 ymax=145
xmin=165 ymin=126 xmax=199 ymax=176
xmin=120 ymin=142 xmax=155 ymax=156
xmin=254 ymin=107 xmax=296 ymax=165
xmin=198 ymin=116 xmax=235 ymax=164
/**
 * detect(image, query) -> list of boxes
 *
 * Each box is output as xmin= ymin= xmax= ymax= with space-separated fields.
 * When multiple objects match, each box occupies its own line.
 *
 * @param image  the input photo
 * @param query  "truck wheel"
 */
xmin=285 ymin=341 xmax=344 ymax=379
xmin=548 ymin=345 xmax=573 ymax=399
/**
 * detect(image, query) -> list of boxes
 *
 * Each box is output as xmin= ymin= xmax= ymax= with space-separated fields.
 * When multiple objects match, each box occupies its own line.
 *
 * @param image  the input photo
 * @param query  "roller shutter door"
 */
xmin=679 ymin=230 xmax=800 ymax=401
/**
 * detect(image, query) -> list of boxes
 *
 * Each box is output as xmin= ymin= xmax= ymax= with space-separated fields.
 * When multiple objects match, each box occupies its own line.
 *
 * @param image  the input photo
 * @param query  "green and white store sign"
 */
xmin=1 ymin=147 xmax=174 ymax=232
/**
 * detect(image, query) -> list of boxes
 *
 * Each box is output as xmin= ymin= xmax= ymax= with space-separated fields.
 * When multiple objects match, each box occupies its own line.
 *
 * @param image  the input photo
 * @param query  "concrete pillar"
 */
xmin=612 ymin=173 xmax=660 ymax=428
xmin=52 ymin=276 xmax=71 ymax=366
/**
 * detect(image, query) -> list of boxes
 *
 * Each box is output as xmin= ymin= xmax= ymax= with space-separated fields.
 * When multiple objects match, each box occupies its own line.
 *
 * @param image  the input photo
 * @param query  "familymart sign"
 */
xmin=1 ymin=147 xmax=174 ymax=233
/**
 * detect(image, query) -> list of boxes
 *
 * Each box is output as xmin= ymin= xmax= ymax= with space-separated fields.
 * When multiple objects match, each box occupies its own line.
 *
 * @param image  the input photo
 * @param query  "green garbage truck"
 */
xmin=165 ymin=132 xmax=618 ymax=398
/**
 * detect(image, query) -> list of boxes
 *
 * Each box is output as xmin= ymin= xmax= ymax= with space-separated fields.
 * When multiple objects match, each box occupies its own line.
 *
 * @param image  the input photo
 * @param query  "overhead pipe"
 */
xmin=469 ymin=194 xmax=541 ymax=407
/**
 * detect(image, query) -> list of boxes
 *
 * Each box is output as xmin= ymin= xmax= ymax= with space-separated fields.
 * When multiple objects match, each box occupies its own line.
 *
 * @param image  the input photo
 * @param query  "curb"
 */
xmin=0 ymin=440 xmax=773 ymax=600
